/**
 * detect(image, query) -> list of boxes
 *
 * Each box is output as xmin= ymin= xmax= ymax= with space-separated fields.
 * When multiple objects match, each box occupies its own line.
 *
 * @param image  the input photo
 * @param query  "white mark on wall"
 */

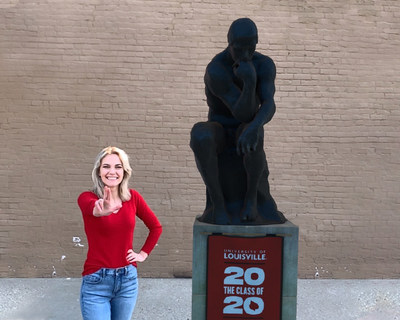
xmin=314 ymin=266 xmax=330 ymax=279
xmin=343 ymin=266 xmax=353 ymax=274
xmin=73 ymin=236 xmax=84 ymax=247
xmin=52 ymin=266 xmax=57 ymax=277
xmin=61 ymin=255 xmax=66 ymax=261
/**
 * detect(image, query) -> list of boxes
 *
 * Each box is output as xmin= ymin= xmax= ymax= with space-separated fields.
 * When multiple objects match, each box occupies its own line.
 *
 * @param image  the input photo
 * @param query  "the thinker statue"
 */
xmin=190 ymin=18 xmax=286 ymax=225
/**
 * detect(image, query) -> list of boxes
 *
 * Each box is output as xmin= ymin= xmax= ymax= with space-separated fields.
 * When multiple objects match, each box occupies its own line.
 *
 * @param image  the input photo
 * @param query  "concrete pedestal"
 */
xmin=192 ymin=218 xmax=299 ymax=320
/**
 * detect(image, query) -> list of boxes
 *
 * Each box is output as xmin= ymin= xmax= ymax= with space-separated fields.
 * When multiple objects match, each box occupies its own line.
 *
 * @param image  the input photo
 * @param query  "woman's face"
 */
xmin=99 ymin=154 xmax=124 ymax=188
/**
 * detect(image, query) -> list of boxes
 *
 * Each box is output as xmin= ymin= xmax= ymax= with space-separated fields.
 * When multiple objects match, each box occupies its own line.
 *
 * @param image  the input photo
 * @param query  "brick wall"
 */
xmin=1 ymin=0 xmax=399 ymax=278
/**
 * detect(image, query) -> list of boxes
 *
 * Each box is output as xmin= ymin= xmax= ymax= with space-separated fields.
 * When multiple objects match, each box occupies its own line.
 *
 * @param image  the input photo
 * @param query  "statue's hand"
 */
xmin=237 ymin=125 xmax=259 ymax=155
xmin=233 ymin=61 xmax=257 ymax=85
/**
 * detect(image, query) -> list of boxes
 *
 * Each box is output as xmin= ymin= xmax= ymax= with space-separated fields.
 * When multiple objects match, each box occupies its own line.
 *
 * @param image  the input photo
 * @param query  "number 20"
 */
xmin=223 ymin=296 xmax=264 ymax=315
xmin=224 ymin=266 xmax=265 ymax=286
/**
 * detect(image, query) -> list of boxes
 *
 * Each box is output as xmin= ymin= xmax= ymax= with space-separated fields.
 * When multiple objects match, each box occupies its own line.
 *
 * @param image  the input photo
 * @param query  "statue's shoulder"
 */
xmin=205 ymin=50 xmax=231 ymax=84
xmin=253 ymin=52 xmax=276 ymax=76
xmin=206 ymin=50 xmax=229 ymax=71
xmin=253 ymin=52 xmax=275 ymax=66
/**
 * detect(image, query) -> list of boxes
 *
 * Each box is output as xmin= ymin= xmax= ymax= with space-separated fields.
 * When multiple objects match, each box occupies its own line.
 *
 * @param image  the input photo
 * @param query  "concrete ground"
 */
xmin=0 ymin=278 xmax=399 ymax=320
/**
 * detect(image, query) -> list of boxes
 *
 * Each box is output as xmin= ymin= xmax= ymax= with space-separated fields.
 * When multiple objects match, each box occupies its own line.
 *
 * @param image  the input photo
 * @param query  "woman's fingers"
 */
xmin=102 ymin=187 xmax=112 ymax=210
xmin=95 ymin=199 xmax=104 ymax=212
xmin=104 ymin=186 xmax=111 ymax=202
xmin=126 ymin=250 xmax=139 ymax=262
xmin=126 ymin=250 xmax=148 ymax=263
xmin=126 ymin=249 xmax=135 ymax=262
xmin=95 ymin=187 xmax=122 ymax=216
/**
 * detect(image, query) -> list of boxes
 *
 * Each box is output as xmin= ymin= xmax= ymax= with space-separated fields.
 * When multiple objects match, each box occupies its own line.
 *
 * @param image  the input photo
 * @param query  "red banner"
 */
xmin=207 ymin=235 xmax=283 ymax=320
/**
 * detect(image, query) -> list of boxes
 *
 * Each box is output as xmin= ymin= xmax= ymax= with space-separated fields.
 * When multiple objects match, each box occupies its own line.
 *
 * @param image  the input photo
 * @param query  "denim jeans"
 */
xmin=80 ymin=265 xmax=138 ymax=320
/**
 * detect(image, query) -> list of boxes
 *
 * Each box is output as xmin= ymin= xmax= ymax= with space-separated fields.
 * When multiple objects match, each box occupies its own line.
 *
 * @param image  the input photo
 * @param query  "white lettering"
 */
xmin=224 ymin=252 xmax=266 ymax=261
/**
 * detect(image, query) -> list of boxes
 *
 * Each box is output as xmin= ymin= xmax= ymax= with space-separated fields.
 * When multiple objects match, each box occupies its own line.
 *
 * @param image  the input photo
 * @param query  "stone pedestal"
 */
xmin=192 ymin=218 xmax=299 ymax=320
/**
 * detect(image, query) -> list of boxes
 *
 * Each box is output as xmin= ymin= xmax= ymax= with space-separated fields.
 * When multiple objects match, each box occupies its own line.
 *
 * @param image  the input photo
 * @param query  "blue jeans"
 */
xmin=80 ymin=265 xmax=138 ymax=320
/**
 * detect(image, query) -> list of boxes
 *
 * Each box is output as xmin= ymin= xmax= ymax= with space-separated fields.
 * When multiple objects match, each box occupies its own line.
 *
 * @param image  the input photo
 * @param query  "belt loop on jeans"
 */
xmin=102 ymin=268 xmax=106 ymax=277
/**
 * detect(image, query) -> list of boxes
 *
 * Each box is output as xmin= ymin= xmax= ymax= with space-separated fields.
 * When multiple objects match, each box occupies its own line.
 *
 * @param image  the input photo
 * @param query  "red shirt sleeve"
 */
xmin=131 ymin=190 xmax=163 ymax=255
xmin=77 ymin=191 xmax=97 ymax=216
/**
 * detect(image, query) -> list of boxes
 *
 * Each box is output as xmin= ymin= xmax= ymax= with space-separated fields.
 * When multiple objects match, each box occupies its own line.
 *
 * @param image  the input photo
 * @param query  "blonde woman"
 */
xmin=78 ymin=146 xmax=162 ymax=320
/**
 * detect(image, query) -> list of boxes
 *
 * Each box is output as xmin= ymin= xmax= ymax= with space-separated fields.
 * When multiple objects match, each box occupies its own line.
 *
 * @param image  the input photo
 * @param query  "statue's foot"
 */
xmin=198 ymin=206 xmax=230 ymax=225
xmin=198 ymin=210 xmax=213 ymax=223
xmin=240 ymin=201 xmax=258 ymax=222
xmin=214 ymin=208 xmax=231 ymax=225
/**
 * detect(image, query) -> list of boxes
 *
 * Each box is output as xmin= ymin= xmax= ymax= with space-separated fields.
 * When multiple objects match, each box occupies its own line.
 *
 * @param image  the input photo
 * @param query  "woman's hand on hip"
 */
xmin=126 ymin=249 xmax=148 ymax=263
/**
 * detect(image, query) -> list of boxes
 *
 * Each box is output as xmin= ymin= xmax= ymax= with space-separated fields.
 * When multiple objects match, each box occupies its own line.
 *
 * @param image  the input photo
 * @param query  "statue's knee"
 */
xmin=190 ymin=123 xmax=214 ymax=152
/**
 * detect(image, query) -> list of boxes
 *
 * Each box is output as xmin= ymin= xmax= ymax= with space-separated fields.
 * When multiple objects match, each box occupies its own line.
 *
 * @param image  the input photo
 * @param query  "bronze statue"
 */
xmin=190 ymin=18 xmax=286 ymax=225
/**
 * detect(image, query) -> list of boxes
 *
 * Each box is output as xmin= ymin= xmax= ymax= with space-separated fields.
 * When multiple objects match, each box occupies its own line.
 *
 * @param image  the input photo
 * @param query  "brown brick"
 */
xmin=1 ymin=0 xmax=399 ymax=278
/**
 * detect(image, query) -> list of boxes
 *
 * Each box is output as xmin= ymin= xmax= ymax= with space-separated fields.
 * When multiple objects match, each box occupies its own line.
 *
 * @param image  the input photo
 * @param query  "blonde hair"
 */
xmin=92 ymin=146 xmax=132 ymax=202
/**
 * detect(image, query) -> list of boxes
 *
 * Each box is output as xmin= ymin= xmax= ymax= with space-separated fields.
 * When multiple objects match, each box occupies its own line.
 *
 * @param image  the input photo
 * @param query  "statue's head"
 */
xmin=227 ymin=18 xmax=258 ymax=63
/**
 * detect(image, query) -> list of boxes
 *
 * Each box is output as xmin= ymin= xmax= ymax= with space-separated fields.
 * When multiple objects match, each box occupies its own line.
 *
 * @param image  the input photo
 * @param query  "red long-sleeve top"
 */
xmin=78 ymin=189 xmax=162 ymax=276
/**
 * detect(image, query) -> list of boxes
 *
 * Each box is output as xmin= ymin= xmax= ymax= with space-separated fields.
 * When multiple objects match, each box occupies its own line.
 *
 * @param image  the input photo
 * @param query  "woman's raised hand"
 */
xmin=93 ymin=187 xmax=122 ymax=217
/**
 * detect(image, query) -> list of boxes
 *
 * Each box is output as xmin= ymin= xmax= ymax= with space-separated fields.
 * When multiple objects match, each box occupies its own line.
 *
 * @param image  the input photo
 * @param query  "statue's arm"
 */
xmin=235 ymin=58 xmax=276 ymax=155
xmin=251 ymin=58 xmax=277 ymax=129
xmin=205 ymin=62 xmax=257 ymax=123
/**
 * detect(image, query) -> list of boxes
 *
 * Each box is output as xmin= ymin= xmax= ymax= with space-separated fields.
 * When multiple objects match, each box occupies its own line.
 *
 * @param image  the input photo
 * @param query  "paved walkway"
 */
xmin=0 ymin=278 xmax=399 ymax=319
